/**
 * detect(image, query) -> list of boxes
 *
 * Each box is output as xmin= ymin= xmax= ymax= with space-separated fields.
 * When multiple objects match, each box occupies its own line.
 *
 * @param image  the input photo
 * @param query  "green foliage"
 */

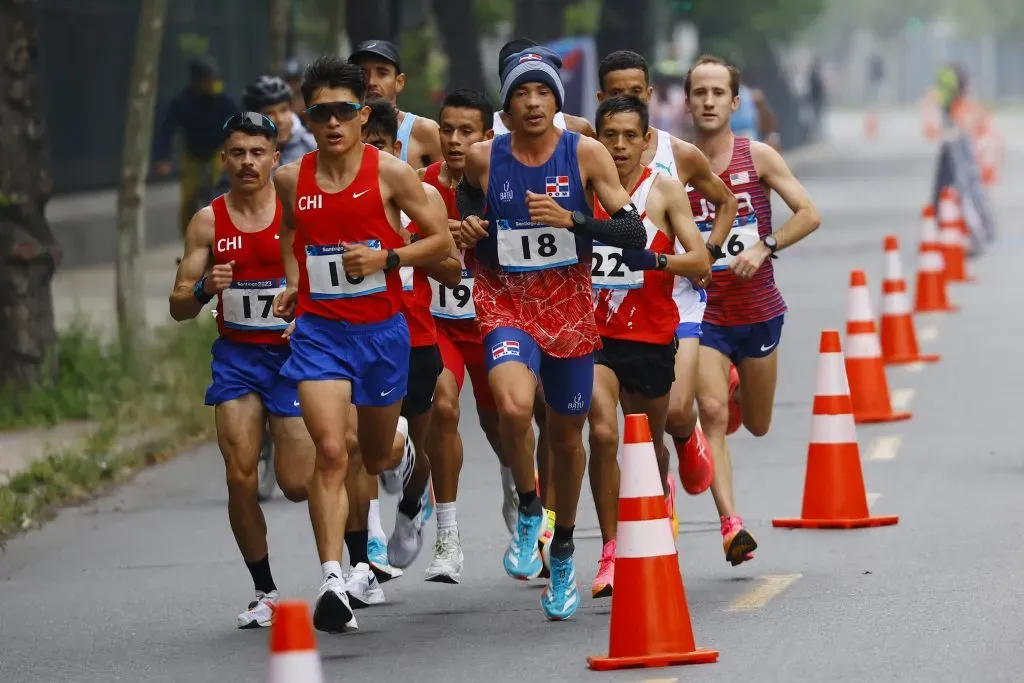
xmin=564 ymin=0 xmax=602 ymax=35
xmin=473 ymin=0 xmax=514 ymax=33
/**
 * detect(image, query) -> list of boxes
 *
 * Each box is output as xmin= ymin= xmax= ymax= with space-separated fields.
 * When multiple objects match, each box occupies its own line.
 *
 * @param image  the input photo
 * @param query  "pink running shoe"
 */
xmin=591 ymin=539 xmax=616 ymax=598
xmin=721 ymin=515 xmax=757 ymax=566
xmin=677 ymin=427 xmax=714 ymax=495
xmin=727 ymin=364 xmax=743 ymax=435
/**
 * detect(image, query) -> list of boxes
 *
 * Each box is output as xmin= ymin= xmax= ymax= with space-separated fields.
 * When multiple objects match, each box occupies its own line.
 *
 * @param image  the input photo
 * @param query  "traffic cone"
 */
xmin=936 ymin=187 xmax=973 ymax=283
xmin=845 ymin=270 xmax=912 ymax=424
xmin=269 ymin=601 xmax=324 ymax=683
xmin=587 ymin=414 xmax=718 ymax=671
xmin=772 ymin=330 xmax=899 ymax=530
xmin=914 ymin=205 xmax=958 ymax=313
xmin=880 ymin=235 xmax=940 ymax=365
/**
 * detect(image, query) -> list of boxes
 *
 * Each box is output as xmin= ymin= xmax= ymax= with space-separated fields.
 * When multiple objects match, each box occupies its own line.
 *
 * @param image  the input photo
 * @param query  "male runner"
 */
xmin=586 ymin=95 xmax=710 ymax=598
xmin=596 ymin=50 xmax=736 ymax=502
xmin=685 ymin=54 xmax=820 ymax=565
xmin=168 ymin=112 xmax=314 ymax=628
xmin=242 ymin=75 xmax=318 ymax=166
xmin=271 ymin=56 xmax=450 ymax=633
xmin=349 ymin=40 xmax=443 ymax=169
xmin=458 ymin=48 xmax=645 ymax=620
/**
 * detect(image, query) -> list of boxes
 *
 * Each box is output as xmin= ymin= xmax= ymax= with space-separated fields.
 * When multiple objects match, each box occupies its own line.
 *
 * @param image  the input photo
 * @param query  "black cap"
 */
xmin=498 ymin=38 xmax=539 ymax=79
xmin=349 ymin=40 xmax=401 ymax=73
xmin=189 ymin=55 xmax=220 ymax=80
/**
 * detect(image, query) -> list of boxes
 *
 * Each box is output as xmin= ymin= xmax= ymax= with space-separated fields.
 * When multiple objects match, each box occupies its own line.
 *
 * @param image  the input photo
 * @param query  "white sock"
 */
xmin=368 ymin=499 xmax=386 ymax=541
xmin=436 ymin=502 xmax=457 ymax=532
xmin=321 ymin=561 xmax=342 ymax=582
xmin=500 ymin=465 xmax=515 ymax=492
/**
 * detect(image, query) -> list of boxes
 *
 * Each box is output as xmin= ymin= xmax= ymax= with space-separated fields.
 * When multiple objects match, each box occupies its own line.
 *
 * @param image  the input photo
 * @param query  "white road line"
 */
xmin=868 ymin=435 xmax=902 ymax=461
xmin=918 ymin=326 xmax=939 ymax=342
xmin=891 ymin=388 xmax=916 ymax=411
xmin=867 ymin=492 xmax=881 ymax=508
xmin=904 ymin=362 xmax=926 ymax=373
xmin=726 ymin=574 xmax=803 ymax=613
xmin=642 ymin=679 xmax=679 ymax=683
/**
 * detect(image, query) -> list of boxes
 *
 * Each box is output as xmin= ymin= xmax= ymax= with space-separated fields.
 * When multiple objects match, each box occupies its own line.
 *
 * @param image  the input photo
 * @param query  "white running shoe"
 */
xmin=380 ymin=418 xmax=415 ymax=495
xmin=388 ymin=501 xmax=426 ymax=569
xmin=237 ymin=590 xmax=278 ymax=629
xmin=368 ymin=536 xmax=404 ymax=583
xmin=344 ymin=562 xmax=386 ymax=609
xmin=424 ymin=529 xmax=464 ymax=584
xmin=312 ymin=574 xmax=357 ymax=633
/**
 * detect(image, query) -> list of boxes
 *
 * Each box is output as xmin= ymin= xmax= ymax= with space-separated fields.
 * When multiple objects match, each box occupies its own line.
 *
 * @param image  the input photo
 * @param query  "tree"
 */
xmin=0 ymin=0 xmax=60 ymax=390
xmin=515 ymin=0 xmax=572 ymax=43
xmin=115 ymin=0 xmax=168 ymax=369
xmin=346 ymin=0 xmax=393 ymax=46
xmin=597 ymin=0 xmax=651 ymax=60
xmin=432 ymin=0 xmax=488 ymax=93
xmin=269 ymin=0 xmax=293 ymax=74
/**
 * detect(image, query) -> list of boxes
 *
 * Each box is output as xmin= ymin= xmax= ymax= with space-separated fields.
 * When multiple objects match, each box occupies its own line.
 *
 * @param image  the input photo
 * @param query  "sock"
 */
xmin=436 ymin=502 xmax=457 ymax=532
xmin=518 ymin=489 xmax=540 ymax=513
xmin=368 ymin=499 xmax=386 ymax=541
xmin=550 ymin=524 xmax=575 ymax=559
xmin=500 ymin=465 xmax=515 ymax=491
xmin=245 ymin=555 xmax=276 ymax=595
xmin=345 ymin=530 xmax=370 ymax=566
xmin=398 ymin=492 xmax=422 ymax=519
xmin=321 ymin=560 xmax=342 ymax=582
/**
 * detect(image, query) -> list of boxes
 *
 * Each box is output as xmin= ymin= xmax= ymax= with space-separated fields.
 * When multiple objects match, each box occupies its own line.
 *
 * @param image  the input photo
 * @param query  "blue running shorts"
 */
xmin=205 ymin=337 xmax=301 ymax=417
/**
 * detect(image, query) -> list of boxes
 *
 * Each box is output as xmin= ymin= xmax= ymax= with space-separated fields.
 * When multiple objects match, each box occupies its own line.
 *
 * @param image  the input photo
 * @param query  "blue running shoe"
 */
xmin=368 ymin=536 xmax=403 ymax=583
xmin=503 ymin=508 xmax=544 ymax=580
xmin=541 ymin=554 xmax=579 ymax=620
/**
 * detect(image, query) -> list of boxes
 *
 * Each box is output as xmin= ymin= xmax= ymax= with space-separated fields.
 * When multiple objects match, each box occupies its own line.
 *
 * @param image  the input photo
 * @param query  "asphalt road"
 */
xmin=3 ymin=109 xmax=1023 ymax=682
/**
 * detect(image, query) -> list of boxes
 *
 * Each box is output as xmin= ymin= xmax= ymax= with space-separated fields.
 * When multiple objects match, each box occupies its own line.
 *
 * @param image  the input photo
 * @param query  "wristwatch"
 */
xmin=570 ymin=210 xmax=587 ymax=230
xmin=762 ymin=235 xmax=779 ymax=254
xmin=656 ymin=253 xmax=669 ymax=270
xmin=385 ymin=249 xmax=400 ymax=270
xmin=706 ymin=242 xmax=724 ymax=261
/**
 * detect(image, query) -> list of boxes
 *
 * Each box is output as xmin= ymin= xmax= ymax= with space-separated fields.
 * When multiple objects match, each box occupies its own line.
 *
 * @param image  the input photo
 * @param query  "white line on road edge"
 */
xmin=904 ymin=362 xmax=926 ymax=373
xmin=918 ymin=326 xmax=939 ymax=342
xmin=642 ymin=679 xmax=679 ymax=683
xmin=726 ymin=574 xmax=803 ymax=613
xmin=868 ymin=435 xmax=903 ymax=461
xmin=891 ymin=388 xmax=916 ymax=411
xmin=867 ymin=493 xmax=881 ymax=508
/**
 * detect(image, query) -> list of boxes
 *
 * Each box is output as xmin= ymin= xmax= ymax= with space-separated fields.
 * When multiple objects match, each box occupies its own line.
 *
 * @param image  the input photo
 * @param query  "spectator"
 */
xmin=283 ymin=58 xmax=307 ymax=125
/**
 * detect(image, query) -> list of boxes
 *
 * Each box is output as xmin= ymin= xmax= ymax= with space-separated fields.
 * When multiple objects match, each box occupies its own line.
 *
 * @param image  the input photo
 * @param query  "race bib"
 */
xmin=700 ymin=213 xmax=760 ymax=271
xmin=400 ymin=266 xmax=415 ymax=292
xmin=221 ymin=278 xmax=288 ymax=331
xmin=591 ymin=242 xmax=644 ymax=290
xmin=496 ymin=220 xmax=578 ymax=272
xmin=305 ymin=242 xmax=387 ymax=299
xmin=431 ymin=269 xmax=475 ymax=319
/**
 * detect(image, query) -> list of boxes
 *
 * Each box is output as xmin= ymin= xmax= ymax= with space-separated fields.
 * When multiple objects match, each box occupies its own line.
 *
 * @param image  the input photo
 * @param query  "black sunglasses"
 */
xmin=306 ymin=101 xmax=364 ymax=124
xmin=223 ymin=112 xmax=277 ymax=137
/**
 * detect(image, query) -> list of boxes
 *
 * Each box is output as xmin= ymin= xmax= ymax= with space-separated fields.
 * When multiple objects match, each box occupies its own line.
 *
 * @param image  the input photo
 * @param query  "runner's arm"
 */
xmin=752 ymin=141 xmax=821 ymax=250
xmin=413 ymin=118 xmax=444 ymax=168
xmin=676 ymin=139 xmax=737 ymax=250
xmin=659 ymin=177 xmax=711 ymax=280
xmin=455 ymin=140 xmax=490 ymax=218
xmin=575 ymin=137 xmax=646 ymax=249
xmin=417 ymin=185 xmax=462 ymax=286
xmin=564 ymin=114 xmax=597 ymax=139
xmin=273 ymin=163 xmax=301 ymax=290
xmin=385 ymin=156 xmax=450 ymax=267
xmin=168 ymin=207 xmax=215 ymax=321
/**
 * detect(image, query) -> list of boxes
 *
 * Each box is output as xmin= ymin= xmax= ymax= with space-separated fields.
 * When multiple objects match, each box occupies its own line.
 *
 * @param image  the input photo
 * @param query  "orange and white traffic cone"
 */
xmin=880 ymin=235 xmax=940 ymax=365
xmin=269 ymin=601 xmax=324 ymax=683
xmin=936 ymin=187 xmax=973 ymax=283
xmin=588 ymin=414 xmax=718 ymax=671
xmin=914 ymin=205 xmax=958 ymax=313
xmin=772 ymin=330 xmax=899 ymax=530
xmin=845 ymin=270 xmax=912 ymax=424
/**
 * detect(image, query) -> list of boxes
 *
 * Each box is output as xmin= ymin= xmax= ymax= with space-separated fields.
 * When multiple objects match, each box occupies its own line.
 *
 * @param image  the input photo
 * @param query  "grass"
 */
xmin=0 ymin=315 xmax=218 ymax=543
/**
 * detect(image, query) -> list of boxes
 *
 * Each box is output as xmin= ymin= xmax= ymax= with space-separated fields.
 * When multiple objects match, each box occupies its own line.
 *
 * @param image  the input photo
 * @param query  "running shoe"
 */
xmin=501 ymin=469 xmax=518 ymax=535
xmin=591 ymin=539 xmax=616 ymax=598
xmin=678 ymin=426 xmax=715 ymax=495
xmin=666 ymin=476 xmax=679 ymax=538
xmin=237 ymin=590 xmax=278 ymax=629
xmin=424 ymin=528 xmax=464 ymax=584
xmin=380 ymin=417 xmax=414 ymax=494
xmin=313 ymin=573 xmax=357 ymax=633
xmin=368 ymin=536 xmax=404 ymax=583
xmin=721 ymin=515 xmax=757 ymax=566
xmin=541 ymin=553 xmax=580 ymax=620
xmin=344 ymin=562 xmax=385 ymax=609
xmin=503 ymin=507 xmax=545 ymax=580
xmin=256 ymin=425 xmax=276 ymax=502
xmin=727 ymin=364 xmax=743 ymax=435
xmin=538 ymin=508 xmax=555 ymax=579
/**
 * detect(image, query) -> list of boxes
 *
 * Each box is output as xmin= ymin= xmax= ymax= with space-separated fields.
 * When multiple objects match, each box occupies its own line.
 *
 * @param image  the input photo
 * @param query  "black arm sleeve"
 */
xmin=456 ymin=178 xmax=486 ymax=219
xmin=572 ymin=204 xmax=646 ymax=249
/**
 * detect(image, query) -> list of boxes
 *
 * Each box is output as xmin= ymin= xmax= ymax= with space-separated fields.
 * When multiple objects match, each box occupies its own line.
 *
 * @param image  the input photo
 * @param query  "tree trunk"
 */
xmin=346 ymin=0 xmax=392 ymax=46
xmin=514 ymin=0 xmax=569 ymax=44
xmin=431 ymin=0 xmax=487 ymax=93
xmin=326 ymin=0 xmax=346 ymax=55
xmin=269 ymin=0 xmax=292 ymax=75
xmin=596 ymin=0 xmax=649 ymax=59
xmin=115 ymin=0 xmax=167 ymax=369
xmin=0 ymin=0 xmax=60 ymax=391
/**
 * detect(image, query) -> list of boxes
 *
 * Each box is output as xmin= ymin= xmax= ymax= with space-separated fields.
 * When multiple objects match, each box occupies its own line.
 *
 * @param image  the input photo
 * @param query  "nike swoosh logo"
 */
xmin=380 ymin=388 xmax=395 ymax=397
xmin=354 ymin=190 xmax=369 ymax=199
xmin=274 ymin=234 xmax=280 ymax=240
xmin=293 ymin=401 xmax=300 ymax=407
xmin=760 ymin=343 xmax=777 ymax=352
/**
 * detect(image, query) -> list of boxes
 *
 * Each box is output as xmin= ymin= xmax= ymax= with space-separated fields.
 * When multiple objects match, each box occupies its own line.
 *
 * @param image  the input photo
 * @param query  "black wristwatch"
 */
xmin=762 ymin=235 xmax=779 ymax=255
xmin=570 ymin=210 xmax=587 ymax=230
xmin=656 ymin=253 xmax=669 ymax=270
xmin=706 ymin=242 xmax=725 ymax=261
xmin=385 ymin=249 xmax=400 ymax=270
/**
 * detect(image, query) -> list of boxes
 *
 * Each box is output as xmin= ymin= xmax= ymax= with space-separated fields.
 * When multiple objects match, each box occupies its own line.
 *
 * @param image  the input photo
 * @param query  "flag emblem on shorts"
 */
xmin=491 ymin=340 xmax=520 ymax=360
xmin=545 ymin=176 xmax=570 ymax=198
xmin=730 ymin=171 xmax=750 ymax=185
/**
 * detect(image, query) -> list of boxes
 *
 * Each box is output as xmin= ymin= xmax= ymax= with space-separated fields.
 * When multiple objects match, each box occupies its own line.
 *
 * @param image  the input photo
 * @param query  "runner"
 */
xmin=242 ymin=75 xmax=318 ymax=166
xmin=586 ymin=95 xmax=711 ymax=598
xmin=168 ymin=112 xmax=314 ymax=629
xmin=415 ymin=88 xmax=513 ymax=583
xmin=271 ymin=56 xmax=450 ymax=633
xmin=596 ymin=50 xmax=737 ymax=511
xmin=457 ymin=47 xmax=645 ymax=620
xmin=684 ymin=54 xmax=821 ymax=565
xmin=349 ymin=40 xmax=443 ymax=169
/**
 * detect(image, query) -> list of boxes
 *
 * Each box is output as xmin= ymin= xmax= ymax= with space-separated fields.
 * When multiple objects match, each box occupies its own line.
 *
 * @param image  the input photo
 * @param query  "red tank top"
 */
xmin=293 ymin=147 xmax=404 ymax=323
xmin=423 ymin=161 xmax=482 ymax=345
xmin=686 ymin=137 xmax=786 ymax=326
xmin=592 ymin=168 xmax=678 ymax=344
xmin=211 ymin=195 xmax=288 ymax=345
xmin=399 ymin=215 xmax=437 ymax=347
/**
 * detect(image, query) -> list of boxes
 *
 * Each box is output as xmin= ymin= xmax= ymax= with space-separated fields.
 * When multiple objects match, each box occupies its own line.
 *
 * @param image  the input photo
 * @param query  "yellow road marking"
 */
xmin=868 ymin=435 xmax=902 ymax=461
xmin=890 ymin=388 xmax=915 ymax=411
xmin=726 ymin=574 xmax=802 ymax=613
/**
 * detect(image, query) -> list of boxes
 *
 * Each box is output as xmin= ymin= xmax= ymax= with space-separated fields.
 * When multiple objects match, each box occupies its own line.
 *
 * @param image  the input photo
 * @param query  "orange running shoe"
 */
xmin=677 ymin=427 xmax=714 ymax=495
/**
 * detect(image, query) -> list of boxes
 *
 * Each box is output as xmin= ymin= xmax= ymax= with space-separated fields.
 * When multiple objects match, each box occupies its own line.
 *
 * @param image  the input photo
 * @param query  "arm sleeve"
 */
xmin=573 ymin=204 xmax=646 ymax=249
xmin=456 ymin=178 xmax=486 ymax=219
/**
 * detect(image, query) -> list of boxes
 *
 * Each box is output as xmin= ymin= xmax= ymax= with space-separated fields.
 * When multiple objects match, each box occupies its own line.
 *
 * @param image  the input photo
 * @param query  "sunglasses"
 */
xmin=306 ymin=101 xmax=364 ymax=124
xmin=223 ymin=112 xmax=277 ymax=136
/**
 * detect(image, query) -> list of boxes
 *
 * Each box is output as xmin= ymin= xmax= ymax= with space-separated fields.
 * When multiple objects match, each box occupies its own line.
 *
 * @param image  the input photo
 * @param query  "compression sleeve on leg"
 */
xmin=571 ymin=204 xmax=646 ymax=249
xmin=456 ymin=178 xmax=487 ymax=219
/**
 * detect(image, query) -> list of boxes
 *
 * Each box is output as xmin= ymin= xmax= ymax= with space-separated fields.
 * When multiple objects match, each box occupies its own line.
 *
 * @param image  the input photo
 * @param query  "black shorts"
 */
xmin=401 ymin=344 xmax=443 ymax=418
xmin=594 ymin=336 xmax=677 ymax=399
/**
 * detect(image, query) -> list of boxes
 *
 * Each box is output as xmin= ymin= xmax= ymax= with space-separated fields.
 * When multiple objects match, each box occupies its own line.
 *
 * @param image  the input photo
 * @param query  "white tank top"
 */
xmin=492 ymin=111 xmax=568 ymax=135
xmin=648 ymin=128 xmax=679 ymax=180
